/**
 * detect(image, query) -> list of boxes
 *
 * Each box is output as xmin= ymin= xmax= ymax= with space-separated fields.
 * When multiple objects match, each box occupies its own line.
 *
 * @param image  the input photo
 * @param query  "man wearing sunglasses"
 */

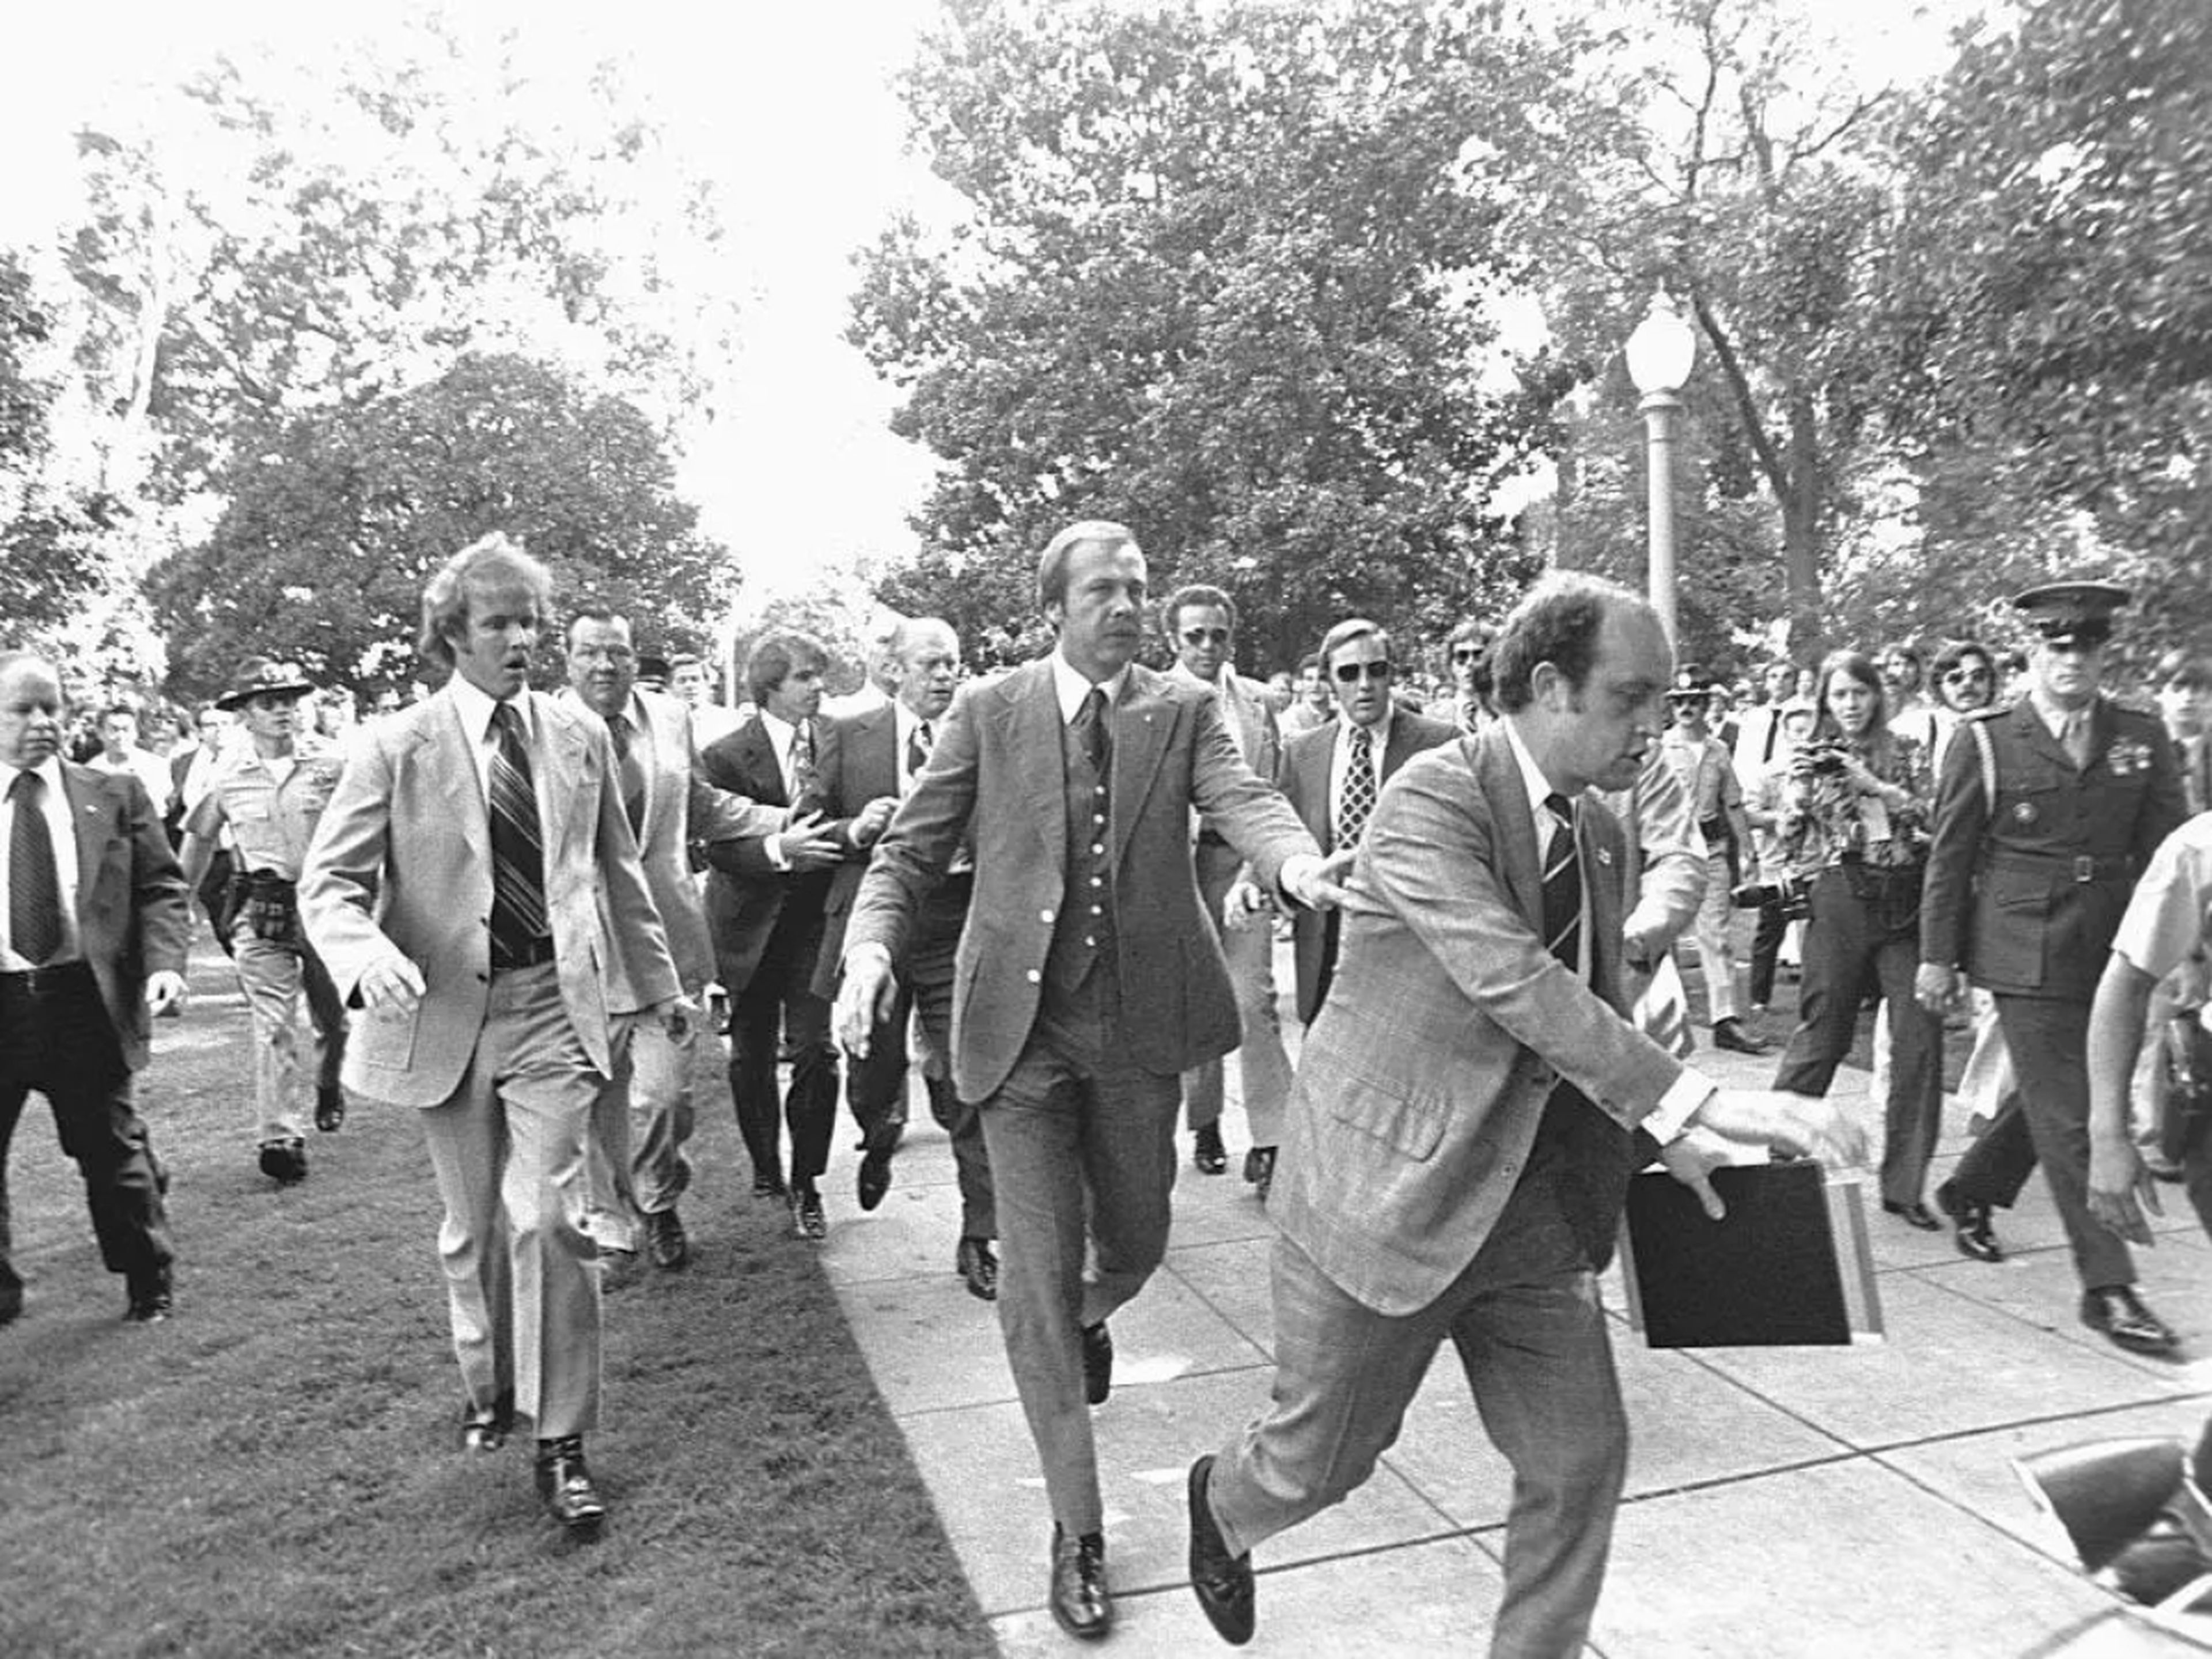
xmin=1268 ymin=620 xmax=1456 ymax=1026
xmin=1918 ymin=581 xmax=2190 ymax=1356
xmin=1446 ymin=618 xmax=1496 ymax=736
xmin=1164 ymin=586 xmax=1291 ymax=1188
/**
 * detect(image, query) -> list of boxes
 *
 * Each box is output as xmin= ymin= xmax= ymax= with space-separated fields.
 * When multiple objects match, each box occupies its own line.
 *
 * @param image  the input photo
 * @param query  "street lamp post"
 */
xmin=1624 ymin=290 xmax=1698 ymax=648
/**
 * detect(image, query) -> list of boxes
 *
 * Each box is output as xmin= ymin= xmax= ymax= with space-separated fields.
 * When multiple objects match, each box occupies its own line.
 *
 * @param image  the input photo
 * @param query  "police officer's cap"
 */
xmin=2012 ymin=579 xmax=2130 ymax=646
xmin=1665 ymin=664 xmax=1717 ymax=702
xmin=215 ymin=657 xmax=316 ymax=710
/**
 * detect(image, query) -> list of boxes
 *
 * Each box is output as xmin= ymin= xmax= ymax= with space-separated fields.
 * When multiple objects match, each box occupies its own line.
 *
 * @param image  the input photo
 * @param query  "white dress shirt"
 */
xmin=0 ymin=755 xmax=85 ymax=967
xmin=446 ymin=675 xmax=536 ymax=807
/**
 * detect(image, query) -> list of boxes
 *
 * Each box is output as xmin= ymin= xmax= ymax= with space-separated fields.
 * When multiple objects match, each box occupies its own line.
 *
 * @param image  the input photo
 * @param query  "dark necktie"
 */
xmin=608 ymin=713 xmax=646 ymax=835
xmin=1339 ymin=725 xmax=1377 ymax=848
xmin=1071 ymin=687 xmax=1111 ymax=778
xmin=2062 ymin=709 xmax=2092 ymax=770
xmin=906 ymin=719 xmax=932 ymax=788
xmin=790 ymin=719 xmax=817 ymax=803
xmin=9 ymin=771 xmax=63 ymax=966
xmin=487 ymin=702 xmax=548 ymax=962
xmin=1542 ymin=791 xmax=1582 ymax=975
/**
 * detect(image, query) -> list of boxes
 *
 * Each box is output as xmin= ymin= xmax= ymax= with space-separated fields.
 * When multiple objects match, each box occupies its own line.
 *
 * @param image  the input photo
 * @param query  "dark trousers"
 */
xmin=1209 ymin=1145 xmax=1624 ymax=1658
xmin=1771 ymin=868 xmax=1943 ymax=1207
xmin=727 ymin=916 xmax=838 ymax=1192
xmin=1950 ymin=994 xmax=2134 ymax=1291
xmin=1748 ymin=896 xmax=1789 ymax=1007
xmin=0 ymin=964 xmax=172 ymax=1301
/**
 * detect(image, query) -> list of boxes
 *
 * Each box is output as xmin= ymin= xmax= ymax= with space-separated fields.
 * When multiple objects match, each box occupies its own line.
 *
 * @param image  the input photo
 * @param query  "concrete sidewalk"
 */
xmin=821 ymin=963 xmax=2212 ymax=1657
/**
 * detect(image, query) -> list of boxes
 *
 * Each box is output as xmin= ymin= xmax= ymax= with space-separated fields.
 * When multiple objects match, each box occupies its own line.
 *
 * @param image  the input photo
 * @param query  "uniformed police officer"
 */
xmin=179 ymin=660 xmax=350 ymax=1184
xmin=1916 ymin=580 xmax=2190 ymax=1355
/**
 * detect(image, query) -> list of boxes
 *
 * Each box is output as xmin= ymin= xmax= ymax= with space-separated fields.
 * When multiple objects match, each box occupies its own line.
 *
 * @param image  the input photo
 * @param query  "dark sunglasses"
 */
xmin=1179 ymin=627 xmax=1232 ymax=646
xmin=1450 ymin=646 xmax=1485 ymax=664
xmin=1942 ymin=667 xmax=1993 ymax=685
xmin=1333 ymin=660 xmax=1393 ymax=684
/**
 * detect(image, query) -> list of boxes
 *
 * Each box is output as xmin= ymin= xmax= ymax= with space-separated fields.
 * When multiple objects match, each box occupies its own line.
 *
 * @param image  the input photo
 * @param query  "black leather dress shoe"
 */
xmin=535 ymin=1437 xmax=608 ymax=1533
xmin=956 ymin=1236 xmax=999 ymax=1302
xmin=1188 ymin=1455 xmax=1256 ymax=1644
xmin=1049 ymin=1525 xmax=1113 ymax=1640
xmin=258 ymin=1138 xmax=308 ymax=1185
xmin=1193 ymin=1124 xmax=1228 ymax=1175
xmin=751 ymin=1171 xmax=786 ymax=1200
xmin=857 ymin=1147 xmax=893 ymax=1212
xmin=0 ymin=1286 xmax=21 ymax=1327
xmin=1243 ymin=1146 xmax=1276 ymax=1200
xmin=789 ymin=1184 xmax=827 ymax=1242
xmin=2082 ymin=1286 xmax=2181 ymax=1357
xmin=124 ymin=1266 xmax=173 ymax=1324
xmin=1082 ymin=1320 xmax=1113 ymax=1406
xmin=461 ymin=1393 xmax=513 ymax=1453
xmin=643 ymin=1209 xmax=689 ymax=1271
xmin=1710 ymin=1018 xmax=1771 ymax=1055
xmin=314 ymin=1087 xmax=346 ymax=1134
xmin=1935 ymin=1179 xmax=2003 ymax=1263
xmin=1883 ymin=1199 xmax=1941 ymax=1232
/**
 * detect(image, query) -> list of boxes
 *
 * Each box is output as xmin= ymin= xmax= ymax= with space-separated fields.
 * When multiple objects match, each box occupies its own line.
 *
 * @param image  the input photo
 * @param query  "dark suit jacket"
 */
xmin=1278 ymin=710 xmax=1457 ymax=1022
xmin=809 ymin=701 xmax=903 ymax=998
xmin=52 ymin=762 xmax=191 ymax=1072
xmin=1921 ymin=695 xmax=2186 ymax=1002
xmin=843 ymin=657 xmax=1317 ymax=1104
xmin=697 ymin=714 xmax=835 ymax=996
xmin=1271 ymin=728 xmax=1683 ymax=1315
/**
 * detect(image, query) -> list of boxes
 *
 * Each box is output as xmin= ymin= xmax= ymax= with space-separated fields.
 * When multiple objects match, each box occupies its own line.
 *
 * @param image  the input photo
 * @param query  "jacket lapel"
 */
xmin=1012 ymin=662 xmax=1069 ymax=875
xmin=1475 ymin=729 xmax=1544 ymax=936
xmin=1300 ymin=722 xmax=1338 ymax=851
xmin=2012 ymin=698 xmax=2074 ymax=772
xmin=535 ymin=694 xmax=593 ymax=857
xmin=1111 ymin=668 xmax=1173 ymax=870
xmin=426 ymin=690 xmax=490 ymax=859
xmin=63 ymin=764 xmax=114 ymax=921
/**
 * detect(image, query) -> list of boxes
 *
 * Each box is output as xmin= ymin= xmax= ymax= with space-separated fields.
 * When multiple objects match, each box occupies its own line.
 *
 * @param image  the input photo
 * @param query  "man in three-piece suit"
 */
xmin=1164 ymin=584 xmax=1291 ymax=1190
xmin=699 ymin=630 xmax=850 ymax=1241
xmin=1916 ymin=579 xmax=2188 ymax=1356
xmin=0 ymin=651 xmax=189 ymax=1327
xmin=835 ymin=521 xmax=1346 ymax=1640
xmin=301 ymin=535 xmax=688 ymax=1535
xmin=809 ymin=618 xmax=1001 ymax=1297
xmin=563 ymin=607 xmax=797 ymax=1272
xmin=1257 ymin=618 xmax=1456 ymax=1028
xmin=1184 ymin=574 xmax=1863 ymax=1654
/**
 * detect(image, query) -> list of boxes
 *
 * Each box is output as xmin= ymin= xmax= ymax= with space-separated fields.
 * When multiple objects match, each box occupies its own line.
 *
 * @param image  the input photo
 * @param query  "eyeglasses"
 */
xmin=1179 ymin=627 xmax=1231 ymax=647
xmin=1333 ymin=660 xmax=1393 ymax=684
xmin=1450 ymin=646 xmax=1485 ymax=664
xmin=1942 ymin=668 xmax=1993 ymax=686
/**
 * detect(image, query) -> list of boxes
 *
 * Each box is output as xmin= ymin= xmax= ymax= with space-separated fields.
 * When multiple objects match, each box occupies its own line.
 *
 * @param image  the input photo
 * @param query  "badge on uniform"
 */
xmin=1596 ymin=846 xmax=1613 ymax=868
xmin=2013 ymin=801 xmax=2037 ymax=825
xmin=2108 ymin=738 xmax=2152 ymax=778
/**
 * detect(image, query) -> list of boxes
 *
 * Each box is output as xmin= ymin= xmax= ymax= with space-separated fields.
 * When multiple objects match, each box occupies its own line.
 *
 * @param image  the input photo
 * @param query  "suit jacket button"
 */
xmin=1040 ymin=908 xmax=1054 ymax=923
xmin=1025 ymin=969 xmax=1041 ymax=984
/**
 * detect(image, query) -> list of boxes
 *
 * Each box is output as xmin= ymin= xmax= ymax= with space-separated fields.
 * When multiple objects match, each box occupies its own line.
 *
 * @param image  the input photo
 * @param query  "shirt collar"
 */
xmin=2027 ymin=685 xmax=2093 ymax=738
xmin=1502 ymin=715 xmax=1571 ymax=819
xmin=1334 ymin=706 xmax=1394 ymax=757
xmin=0 ymin=755 xmax=66 ymax=797
xmin=759 ymin=707 xmax=801 ymax=757
xmin=1051 ymin=651 xmax=1131 ymax=723
xmin=449 ymin=674 xmax=525 ymax=741
xmin=893 ymin=698 xmax=930 ymax=748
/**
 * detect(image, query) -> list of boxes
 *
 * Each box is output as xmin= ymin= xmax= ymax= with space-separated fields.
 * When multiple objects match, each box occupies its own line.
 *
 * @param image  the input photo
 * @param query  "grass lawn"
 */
xmin=0 ymin=943 xmax=995 ymax=1659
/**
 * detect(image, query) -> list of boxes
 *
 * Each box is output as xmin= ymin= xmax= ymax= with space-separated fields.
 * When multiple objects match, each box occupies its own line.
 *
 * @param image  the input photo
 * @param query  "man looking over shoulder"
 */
xmin=1184 ymin=573 xmax=1865 ymax=1654
xmin=834 ymin=520 xmax=1346 ymax=1641
xmin=300 ymin=534 xmax=688 ymax=1535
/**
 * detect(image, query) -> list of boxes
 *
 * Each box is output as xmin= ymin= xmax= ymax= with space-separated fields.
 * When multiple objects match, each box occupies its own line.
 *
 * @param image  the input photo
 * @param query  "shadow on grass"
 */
xmin=0 ymin=944 xmax=995 ymax=1658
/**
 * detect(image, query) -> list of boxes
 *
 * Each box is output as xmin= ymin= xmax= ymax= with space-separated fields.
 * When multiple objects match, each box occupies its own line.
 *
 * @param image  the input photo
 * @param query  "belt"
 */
xmin=0 ymin=959 xmax=96 ymax=997
xmin=491 ymin=935 xmax=558 ymax=972
xmin=1988 ymin=850 xmax=2137 ymax=884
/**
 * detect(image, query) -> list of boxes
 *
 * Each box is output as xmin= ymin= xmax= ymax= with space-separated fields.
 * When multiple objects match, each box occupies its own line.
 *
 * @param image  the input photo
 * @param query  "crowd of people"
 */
xmin=5 ymin=521 xmax=2211 ymax=1654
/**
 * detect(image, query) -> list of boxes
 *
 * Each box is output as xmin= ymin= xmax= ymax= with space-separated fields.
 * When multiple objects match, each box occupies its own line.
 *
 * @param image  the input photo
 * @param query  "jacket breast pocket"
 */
xmin=1309 ymin=1041 xmax=1452 ymax=1161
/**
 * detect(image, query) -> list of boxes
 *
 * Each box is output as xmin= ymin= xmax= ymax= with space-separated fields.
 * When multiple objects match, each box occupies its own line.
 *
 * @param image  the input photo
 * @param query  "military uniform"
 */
xmin=185 ymin=711 xmax=350 ymax=1160
xmin=1922 ymin=608 xmax=2187 ymax=1305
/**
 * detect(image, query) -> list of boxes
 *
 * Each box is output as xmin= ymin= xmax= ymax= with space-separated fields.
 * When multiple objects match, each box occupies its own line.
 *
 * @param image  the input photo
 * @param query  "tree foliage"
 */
xmin=851 ymin=0 xmax=1574 ymax=671
xmin=147 ymin=353 xmax=733 ymax=696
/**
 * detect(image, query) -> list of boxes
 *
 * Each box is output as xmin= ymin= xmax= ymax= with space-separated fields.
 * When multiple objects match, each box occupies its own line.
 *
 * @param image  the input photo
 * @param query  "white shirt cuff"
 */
xmin=1643 ymin=1068 xmax=1719 ymax=1145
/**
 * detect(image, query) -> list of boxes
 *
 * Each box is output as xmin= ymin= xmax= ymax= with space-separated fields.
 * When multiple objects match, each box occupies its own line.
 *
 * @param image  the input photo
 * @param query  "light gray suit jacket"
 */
xmin=1271 ymin=726 xmax=1687 ymax=1316
xmin=300 ymin=684 xmax=681 ymax=1108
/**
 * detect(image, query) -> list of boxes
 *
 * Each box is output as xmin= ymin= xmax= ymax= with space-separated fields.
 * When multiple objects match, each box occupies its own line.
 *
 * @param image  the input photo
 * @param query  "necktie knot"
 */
xmin=9 ymin=771 xmax=41 ymax=806
xmin=1074 ymin=687 xmax=1111 ymax=774
xmin=606 ymin=712 xmax=632 ymax=757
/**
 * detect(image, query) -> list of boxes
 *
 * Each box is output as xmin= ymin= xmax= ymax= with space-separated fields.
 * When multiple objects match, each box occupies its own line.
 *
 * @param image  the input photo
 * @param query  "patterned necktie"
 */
xmin=9 ymin=771 xmax=63 ymax=966
xmin=487 ymin=702 xmax=548 ymax=962
xmin=1338 ymin=725 xmax=1377 ymax=847
xmin=1072 ymin=687 xmax=1111 ymax=777
xmin=1542 ymin=791 xmax=1582 ymax=975
xmin=608 ymin=713 xmax=646 ymax=835
xmin=790 ymin=719 xmax=818 ymax=803
xmin=906 ymin=719 xmax=932 ymax=790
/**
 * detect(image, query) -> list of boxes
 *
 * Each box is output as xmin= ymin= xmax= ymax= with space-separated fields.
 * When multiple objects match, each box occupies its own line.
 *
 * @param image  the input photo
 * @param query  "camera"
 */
xmin=1732 ymin=876 xmax=1812 ymax=922
xmin=1807 ymin=743 xmax=1849 ymax=776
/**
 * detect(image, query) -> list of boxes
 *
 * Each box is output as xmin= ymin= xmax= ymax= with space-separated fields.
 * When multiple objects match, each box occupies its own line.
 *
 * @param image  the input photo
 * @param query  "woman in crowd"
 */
xmin=1770 ymin=650 xmax=1945 ymax=1226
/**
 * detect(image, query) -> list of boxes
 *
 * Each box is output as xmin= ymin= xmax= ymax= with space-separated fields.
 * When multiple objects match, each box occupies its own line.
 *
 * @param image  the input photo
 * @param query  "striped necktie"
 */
xmin=8 ymin=771 xmax=63 ymax=966
xmin=487 ymin=702 xmax=548 ymax=963
xmin=1541 ymin=791 xmax=1582 ymax=975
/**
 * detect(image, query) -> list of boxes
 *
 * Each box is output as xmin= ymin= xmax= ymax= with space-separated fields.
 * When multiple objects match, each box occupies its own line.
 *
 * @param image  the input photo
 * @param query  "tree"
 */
xmin=850 ymin=0 xmax=1575 ymax=671
xmin=147 ymin=353 xmax=734 ymax=695
xmin=1874 ymin=0 xmax=2212 ymax=666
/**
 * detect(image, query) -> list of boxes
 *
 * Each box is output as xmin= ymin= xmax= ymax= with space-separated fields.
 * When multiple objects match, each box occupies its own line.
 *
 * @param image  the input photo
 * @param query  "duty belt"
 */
xmin=1987 ymin=850 xmax=2137 ymax=884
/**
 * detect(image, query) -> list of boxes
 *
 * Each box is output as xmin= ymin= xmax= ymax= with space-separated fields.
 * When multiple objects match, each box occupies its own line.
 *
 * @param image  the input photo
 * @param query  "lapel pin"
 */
xmin=1596 ymin=846 xmax=1614 ymax=868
